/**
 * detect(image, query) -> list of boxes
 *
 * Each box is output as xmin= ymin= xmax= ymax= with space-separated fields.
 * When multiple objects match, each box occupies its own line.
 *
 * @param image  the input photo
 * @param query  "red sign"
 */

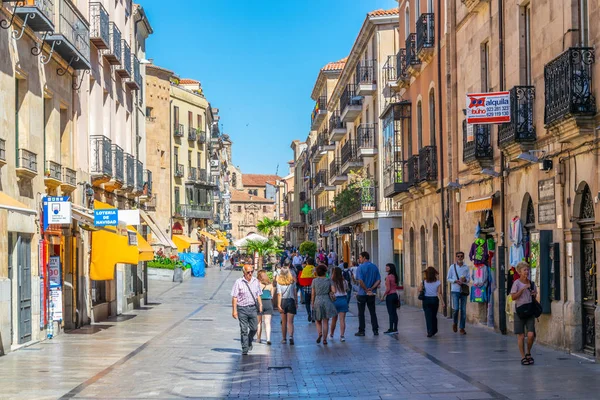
xmin=172 ymin=222 xmax=184 ymax=235
xmin=466 ymin=91 xmax=511 ymax=124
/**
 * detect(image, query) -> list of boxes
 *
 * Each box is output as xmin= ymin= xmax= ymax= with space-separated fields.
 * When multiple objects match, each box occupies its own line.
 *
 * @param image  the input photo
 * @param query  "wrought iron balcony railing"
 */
xmin=499 ymin=86 xmax=536 ymax=148
xmin=383 ymin=161 xmax=409 ymax=191
xmin=89 ymin=2 xmax=109 ymax=49
xmin=198 ymin=131 xmax=207 ymax=144
xmin=407 ymin=154 xmax=419 ymax=185
xmin=125 ymin=153 xmax=135 ymax=187
xmin=383 ymin=55 xmax=397 ymax=83
xmin=62 ymin=166 xmax=76 ymax=187
xmin=356 ymin=60 xmax=376 ymax=84
xmin=17 ymin=148 xmax=37 ymax=172
xmin=329 ymin=158 xmax=342 ymax=179
xmin=126 ymin=56 xmax=142 ymax=90
xmin=416 ymin=13 xmax=435 ymax=55
xmin=177 ymin=204 xmax=213 ymax=219
xmin=418 ymin=146 xmax=437 ymax=182
xmin=102 ymin=21 xmax=121 ymax=65
xmin=45 ymin=0 xmax=90 ymax=69
xmin=395 ymin=48 xmax=410 ymax=83
xmin=199 ymin=168 xmax=208 ymax=182
xmin=326 ymin=185 xmax=377 ymax=224
xmin=45 ymin=160 xmax=61 ymax=181
xmin=544 ymin=47 xmax=596 ymax=126
xmin=341 ymin=139 xmax=359 ymax=165
xmin=135 ymin=160 xmax=143 ymax=192
xmin=142 ymin=169 xmax=152 ymax=197
xmin=175 ymin=164 xmax=185 ymax=178
xmin=174 ymin=123 xmax=184 ymax=137
xmin=340 ymin=84 xmax=362 ymax=113
xmin=111 ymin=144 xmax=124 ymax=182
xmin=357 ymin=124 xmax=376 ymax=149
xmin=311 ymin=96 xmax=327 ymax=127
xmin=463 ymin=123 xmax=493 ymax=163
xmin=405 ymin=33 xmax=421 ymax=68
xmin=90 ymin=135 xmax=111 ymax=176
xmin=314 ymin=169 xmax=328 ymax=186
xmin=189 ymin=166 xmax=197 ymax=181
xmin=188 ymin=127 xmax=197 ymax=141
xmin=115 ymin=40 xmax=132 ymax=77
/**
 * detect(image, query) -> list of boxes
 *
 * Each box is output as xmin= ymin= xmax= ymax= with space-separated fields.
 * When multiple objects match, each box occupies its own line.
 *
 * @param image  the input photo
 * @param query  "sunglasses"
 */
xmin=245 ymin=270 xmax=254 ymax=274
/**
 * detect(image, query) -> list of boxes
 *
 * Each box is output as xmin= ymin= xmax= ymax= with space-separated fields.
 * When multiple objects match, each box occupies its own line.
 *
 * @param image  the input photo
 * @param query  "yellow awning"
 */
xmin=91 ymin=227 xmax=139 ymax=280
xmin=172 ymin=234 xmax=201 ymax=252
xmin=0 ymin=192 xmax=36 ymax=215
xmin=199 ymin=230 xmax=223 ymax=243
xmin=137 ymin=233 xmax=154 ymax=262
xmin=465 ymin=196 xmax=493 ymax=213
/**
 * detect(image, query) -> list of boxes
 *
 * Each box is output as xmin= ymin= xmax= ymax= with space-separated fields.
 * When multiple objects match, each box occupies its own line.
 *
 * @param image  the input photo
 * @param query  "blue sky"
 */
xmin=139 ymin=0 xmax=397 ymax=175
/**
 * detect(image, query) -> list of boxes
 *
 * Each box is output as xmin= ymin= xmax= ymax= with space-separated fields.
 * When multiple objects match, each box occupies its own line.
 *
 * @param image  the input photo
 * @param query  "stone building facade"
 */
xmin=230 ymin=190 xmax=275 ymax=240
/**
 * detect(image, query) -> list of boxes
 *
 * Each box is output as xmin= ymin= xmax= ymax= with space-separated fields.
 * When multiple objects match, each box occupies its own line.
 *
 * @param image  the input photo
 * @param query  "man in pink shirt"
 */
xmin=231 ymin=265 xmax=263 ymax=355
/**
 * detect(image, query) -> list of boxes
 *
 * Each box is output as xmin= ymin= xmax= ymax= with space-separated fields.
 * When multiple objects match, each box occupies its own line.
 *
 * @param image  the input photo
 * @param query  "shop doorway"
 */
xmin=16 ymin=235 xmax=32 ymax=344
xmin=577 ymin=184 xmax=596 ymax=355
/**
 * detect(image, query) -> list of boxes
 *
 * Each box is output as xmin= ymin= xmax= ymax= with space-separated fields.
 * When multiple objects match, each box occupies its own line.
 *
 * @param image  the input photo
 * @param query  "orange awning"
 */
xmin=137 ymin=233 xmax=154 ymax=262
xmin=0 ymin=192 xmax=36 ymax=215
xmin=465 ymin=196 xmax=493 ymax=213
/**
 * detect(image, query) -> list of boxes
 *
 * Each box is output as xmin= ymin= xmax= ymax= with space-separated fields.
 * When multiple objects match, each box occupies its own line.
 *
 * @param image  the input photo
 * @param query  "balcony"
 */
xmin=498 ymin=86 xmax=536 ymax=154
xmin=90 ymin=135 xmax=111 ymax=184
xmin=16 ymin=149 xmax=37 ymax=179
xmin=0 ymin=138 xmax=5 ymax=168
xmin=326 ymin=185 xmax=377 ymax=226
xmin=124 ymin=153 xmax=135 ymax=190
xmin=125 ymin=56 xmax=141 ymax=90
xmin=211 ymin=123 xmax=220 ymax=140
xmin=328 ymin=111 xmax=346 ymax=142
xmin=396 ymin=49 xmax=411 ymax=88
xmin=174 ymin=123 xmax=184 ymax=137
xmin=44 ymin=0 xmax=90 ymax=70
xmin=313 ymin=169 xmax=333 ymax=194
xmin=463 ymin=123 xmax=493 ymax=168
xmin=314 ymin=132 xmax=334 ymax=162
xmin=407 ymin=155 xmax=419 ymax=188
xmin=383 ymin=55 xmax=398 ymax=91
xmin=340 ymin=84 xmax=362 ymax=123
xmin=405 ymin=34 xmax=421 ymax=76
xmin=112 ymin=144 xmax=125 ymax=182
xmin=384 ymin=161 xmax=411 ymax=198
xmin=61 ymin=167 xmax=77 ymax=192
xmin=188 ymin=127 xmax=197 ymax=142
xmin=175 ymin=164 xmax=185 ymax=178
xmin=544 ymin=47 xmax=596 ymax=139
xmin=89 ymin=2 xmax=109 ymax=49
xmin=12 ymin=0 xmax=54 ymax=33
xmin=44 ymin=160 xmax=62 ymax=188
xmin=357 ymin=124 xmax=377 ymax=157
xmin=418 ymin=146 xmax=438 ymax=183
xmin=199 ymin=169 xmax=210 ymax=184
xmin=311 ymin=96 xmax=327 ymax=130
xmin=416 ymin=13 xmax=435 ymax=63
xmin=188 ymin=166 xmax=197 ymax=182
xmin=135 ymin=160 xmax=144 ymax=193
xmin=115 ymin=40 xmax=132 ymax=78
xmin=178 ymin=204 xmax=213 ymax=220
xmin=102 ymin=22 xmax=121 ymax=65
xmin=340 ymin=139 xmax=362 ymax=174
xmin=461 ymin=0 xmax=490 ymax=13
xmin=355 ymin=60 xmax=376 ymax=96
xmin=198 ymin=130 xmax=207 ymax=144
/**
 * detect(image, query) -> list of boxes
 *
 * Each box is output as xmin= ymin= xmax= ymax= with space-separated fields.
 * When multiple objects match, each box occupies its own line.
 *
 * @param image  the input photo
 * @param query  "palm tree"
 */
xmin=245 ymin=238 xmax=280 ymax=269
xmin=257 ymin=217 xmax=290 ymax=239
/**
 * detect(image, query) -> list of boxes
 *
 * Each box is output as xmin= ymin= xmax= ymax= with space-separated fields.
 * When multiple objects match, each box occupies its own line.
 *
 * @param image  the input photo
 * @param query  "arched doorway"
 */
xmin=576 ymin=184 xmax=596 ymax=355
xmin=521 ymin=193 xmax=535 ymax=264
xmin=409 ymin=228 xmax=416 ymax=287
xmin=432 ymin=224 xmax=440 ymax=271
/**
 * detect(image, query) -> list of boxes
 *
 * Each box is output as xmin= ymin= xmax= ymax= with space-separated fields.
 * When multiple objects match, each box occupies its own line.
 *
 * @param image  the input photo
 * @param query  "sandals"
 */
xmin=281 ymin=339 xmax=287 ymax=344
xmin=526 ymin=353 xmax=534 ymax=364
xmin=323 ymin=339 xmax=328 ymax=345
xmin=316 ymin=334 xmax=322 ymax=344
xmin=289 ymin=338 xmax=294 ymax=345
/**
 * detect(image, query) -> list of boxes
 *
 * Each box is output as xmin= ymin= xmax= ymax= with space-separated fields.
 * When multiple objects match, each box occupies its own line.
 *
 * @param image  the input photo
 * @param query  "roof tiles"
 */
xmin=242 ymin=174 xmax=282 ymax=187
xmin=367 ymin=8 xmax=399 ymax=17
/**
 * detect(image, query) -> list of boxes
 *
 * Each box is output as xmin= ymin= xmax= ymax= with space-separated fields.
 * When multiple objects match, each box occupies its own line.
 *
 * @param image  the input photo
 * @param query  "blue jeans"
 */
xmin=451 ymin=291 xmax=467 ymax=329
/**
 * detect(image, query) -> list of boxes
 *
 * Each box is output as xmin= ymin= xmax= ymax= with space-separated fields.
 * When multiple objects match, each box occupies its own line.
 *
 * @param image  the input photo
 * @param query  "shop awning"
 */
xmin=0 ymin=192 xmax=36 ymax=215
xmin=172 ymin=234 xmax=201 ymax=252
xmin=139 ymin=210 xmax=177 ymax=250
xmin=199 ymin=230 xmax=224 ymax=243
xmin=91 ymin=227 xmax=139 ymax=280
xmin=465 ymin=196 xmax=493 ymax=213
xmin=137 ymin=233 xmax=155 ymax=262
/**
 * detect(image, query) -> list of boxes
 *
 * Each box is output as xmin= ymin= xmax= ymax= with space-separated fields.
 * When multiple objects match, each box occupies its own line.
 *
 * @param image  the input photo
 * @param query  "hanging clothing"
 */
xmin=471 ymin=264 xmax=489 ymax=287
xmin=469 ymin=238 xmax=489 ymax=265
xmin=474 ymin=221 xmax=481 ymax=239
xmin=509 ymin=243 xmax=525 ymax=267
xmin=486 ymin=236 xmax=496 ymax=268
xmin=509 ymin=217 xmax=523 ymax=245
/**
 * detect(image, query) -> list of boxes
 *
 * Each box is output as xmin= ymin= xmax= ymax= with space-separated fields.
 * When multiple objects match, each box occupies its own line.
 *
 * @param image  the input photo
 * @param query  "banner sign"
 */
xmin=49 ymin=288 xmax=63 ymax=322
xmin=42 ymin=196 xmax=71 ymax=230
xmin=48 ymin=256 xmax=61 ymax=288
xmin=94 ymin=209 xmax=118 ymax=226
xmin=466 ymin=91 xmax=510 ymax=124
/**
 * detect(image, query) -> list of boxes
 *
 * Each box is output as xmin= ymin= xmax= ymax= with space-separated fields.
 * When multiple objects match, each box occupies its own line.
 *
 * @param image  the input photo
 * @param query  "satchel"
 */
xmin=516 ymin=282 xmax=542 ymax=319
xmin=418 ymin=280 xmax=425 ymax=301
xmin=453 ymin=264 xmax=470 ymax=296
xmin=329 ymin=292 xmax=336 ymax=302
xmin=395 ymin=298 xmax=401 ymax=309
xmin=242 ymin=280 xmax=260 ymax=312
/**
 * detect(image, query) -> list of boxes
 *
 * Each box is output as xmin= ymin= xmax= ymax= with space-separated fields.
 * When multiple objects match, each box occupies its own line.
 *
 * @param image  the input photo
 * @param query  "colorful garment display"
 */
xmin=486 ymin=236 xmax=496 ymax=268
xmin=470 ymin=285 xmax=488 ymax=303
xmin=469 ymin=238 xmax=489 ymax=265
xmin=509 ymin=216 xmax=524 ymax=266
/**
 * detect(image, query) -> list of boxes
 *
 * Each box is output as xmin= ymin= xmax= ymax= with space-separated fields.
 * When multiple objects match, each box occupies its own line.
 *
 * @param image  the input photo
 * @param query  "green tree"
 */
xmin=245 ymin=239 xmax=280 ymax=269
xmin=257 ymin=217 xmax=290 ymax=238
xmin=299 ymin=241 xmax=317 ymax=261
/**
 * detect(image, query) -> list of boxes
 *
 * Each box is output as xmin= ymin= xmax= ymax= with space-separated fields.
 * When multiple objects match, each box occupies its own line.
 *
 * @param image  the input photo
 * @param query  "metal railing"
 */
xmin=341 ymin=139 xmax=359 ymax=165
xmin=544 ymin=47 xmax=596 ymax=126
xmin=327 ymin=185 xmax=377 ymax=224
xmin=125 ymin=153 xmax=135 ymax=186
xmin=199 ymin=169 xmax=208 ymax=182
xmin=106 ymin=22 xmax=121 ymax=63
xmin=418 ymin=146 xmax=437 ymax=182
xmin=0 ymin=138 xmax=5 ymax=162
xmin=416 ymin=13 xmax=435 ymax=54
xmin=90 ymin=135 xmax=111 ymax=176
xmin=396 ymin=48 xmax=410 ymax=81
xmin=175 ymin=164 xmax=184 ymax=177
xmin=111 ymin=144 xmax=124 ymax=182
xmin=355 ymin=60 xmax=376 ymax=85
xmin=463 ymin=123 xmax=492 ymax=163
xmin=314 ymin=169 xmax=328 ymax=186
xmin=62 ymin=167 xmax=76 ymax=186
xmin=198 ymin=131 xmax=207 ymax=143
xmin=329 ymin=110 xmax=345 ymax=130
xmin=329 ymin=158 xmax=342 ymax=179
xmin=178 ymin=204 xmax=213 ymax=219
xmin=189 ymin=166 xmax=197 ymax=181
xmin=499 ymin=86 xmax=536 ymax=147
xmin=405 ymin=33 xmax=420 ymax=68
xmin=18 ymin=0 xmax=54 ymax=24
xmin=119 ymin=40 xmax=132 ymax=75
xmin=311 ymin=96 xmax=327 ymax=126
xmin=56 ymin=0 xmax=90 ymax=62
xmin=340 ymin=84 xmax=362 ymax=113
xmin=45 ymin=160 xmax=61 ymax=181
xmin=133 ymin=56 xmax=142 ymax=88
xmin=135 ymin=160 xmax=143 ymax=192
xmin=357 ymin=124 xmax=376 ymax=149
xmin=383 ymin=55 xmax=397 ymax=83
xmin=407 ymin=154 xmax=419 ymax=185
xmin=17 ymin=149 xmax=37 ymax=172
xmin=143 ymin=169 xmax=152 ymax=197
xmin=384 ymin=161 xmax=408 ymax=189
xmin=174 ymin=123 xmax=184 ymax=137
xmin=188 ymin=127 xmax=197 ymax=141
xmin=89 ymin=2 xmax=108 ymax=46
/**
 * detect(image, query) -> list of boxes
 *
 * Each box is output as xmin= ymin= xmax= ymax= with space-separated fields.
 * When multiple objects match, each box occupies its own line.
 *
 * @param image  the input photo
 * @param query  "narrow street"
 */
xmin=0 ymin=270 xmax=597 ymax=400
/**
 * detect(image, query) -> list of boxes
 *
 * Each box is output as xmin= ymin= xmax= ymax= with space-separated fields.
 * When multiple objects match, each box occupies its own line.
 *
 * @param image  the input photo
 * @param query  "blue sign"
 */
xmin=94 ymin=209 xmax=118 ymax=226
xmin=42 ymin=196 xmax=71 ymax=230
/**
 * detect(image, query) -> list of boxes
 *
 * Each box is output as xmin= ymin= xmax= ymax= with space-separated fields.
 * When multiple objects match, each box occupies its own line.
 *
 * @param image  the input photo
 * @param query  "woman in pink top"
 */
xmin=382 ymin=263 xmax=400 ymax=334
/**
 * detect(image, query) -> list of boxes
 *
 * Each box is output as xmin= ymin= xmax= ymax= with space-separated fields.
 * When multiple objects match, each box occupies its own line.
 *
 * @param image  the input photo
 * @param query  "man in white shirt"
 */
xmin=212 ymin=249 xmax=219 ymax=266
xmin=447 ymin=251 xmax=471 ymax=334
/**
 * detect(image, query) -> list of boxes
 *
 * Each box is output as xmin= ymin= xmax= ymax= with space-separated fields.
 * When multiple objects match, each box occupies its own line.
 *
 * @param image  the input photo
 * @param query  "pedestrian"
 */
xmin=299 ymin=258 xmax=316 ymax=322
xmin=418 ymin=266 xmax=445 ymax=338
xmin=355 ymin=252 xmax=381 ymax=336
xmin=510 ymin=261 xmax=538 ymax=365
xmin=256 ymin=270 xmax=274 ymax=345
xmin=231 ymin=265 xmax=263 ymax=355
xmin=276 ymin=262 xmax=297 ymax=345
xmin=327 ymin=250 xmax=337 ymax=266
xmin=212 ymin=249 xmax=219 ymax=267
xmin=382 ymin=263 xmax=400 ymax=334
xmin=311 ymin=264 xmax=338 ymax=345
xmin=341 ymin=262 xmax=353 ymax=303
xmin=349 ymin=260 xmax=360 ymax=302
xmin=447 ymin=251 xmax=470 ymax=334
xmin=292 ymin=251 xmax=304 ymax=303
xmin=217 ymin=250 xmax=224 ymax=271
xmin=318 ymin=250 xmax=326 ymax=265
xmin=330 ymin=267 xmax=349 ymax=342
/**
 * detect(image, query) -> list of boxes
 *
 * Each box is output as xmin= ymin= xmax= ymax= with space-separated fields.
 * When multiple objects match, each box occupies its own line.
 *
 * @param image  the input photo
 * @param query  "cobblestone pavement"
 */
xmin=0 ymin=269 xmax=599 ymax=399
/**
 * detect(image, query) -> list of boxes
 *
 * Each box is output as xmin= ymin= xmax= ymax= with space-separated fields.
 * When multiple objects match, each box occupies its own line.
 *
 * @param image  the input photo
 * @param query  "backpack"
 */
xmin=342 ymin=269 xmax=352 ymax=286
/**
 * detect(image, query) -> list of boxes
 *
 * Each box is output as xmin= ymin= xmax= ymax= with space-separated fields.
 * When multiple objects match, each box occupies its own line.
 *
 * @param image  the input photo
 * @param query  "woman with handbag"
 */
xmin=311 ymin=264 xmax=338 ymax=345
xmin=382 ymin=263 xmax=401 ymax=334
xmin=329 ymin=267 xmax=349 ymax=342
xmin=418 ymin=267 xmax=445 ymax=337
xmin=256 ymin=270 xmax=274 ymax=345
xmin=510 ymin=261 xmax=539 ymax=365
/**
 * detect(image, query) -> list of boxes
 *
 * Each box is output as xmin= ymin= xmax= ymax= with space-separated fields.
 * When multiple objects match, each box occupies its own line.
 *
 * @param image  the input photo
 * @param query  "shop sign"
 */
xmin=49 ymin=288 xmax=63 ymax=321
xmin=339 ymin=227 xmax=352 ymax=235
xmin=538 ymin=202 xmax=556 ymax=225
xmin=127 ymin=231 xmax=138 ymax=246
xmin=172 ymin=221 xmax=184 ymax=235
xmin=118 ymin=209 xmax=140 ymax=226
xmin=538 ymin=178 xmax=555 ymax=202
xmin=48 ymin=256 xmax=61 ymax=288
xmin=466 ymin=91 xmax=511 ymax=124
xmin=43 ymin=196 xmax=71 ymax=230
xmin=94 ymin=209 xmax=118 ymax=226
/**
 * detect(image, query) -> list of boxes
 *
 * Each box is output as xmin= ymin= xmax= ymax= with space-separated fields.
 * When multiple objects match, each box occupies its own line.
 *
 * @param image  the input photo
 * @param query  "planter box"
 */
xmin=148 ymin=267 xmax=191 ymax=282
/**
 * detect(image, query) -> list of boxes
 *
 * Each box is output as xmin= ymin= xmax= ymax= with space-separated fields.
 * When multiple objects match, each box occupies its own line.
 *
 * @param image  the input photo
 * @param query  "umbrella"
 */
xmin=233 ymin=233 xmax=268 ymax=248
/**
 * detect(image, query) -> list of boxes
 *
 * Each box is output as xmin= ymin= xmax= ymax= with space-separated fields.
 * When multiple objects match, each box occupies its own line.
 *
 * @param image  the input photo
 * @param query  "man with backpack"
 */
xmin=341 ymin=262 xmax=353 ymax=303
xmin=447 ymin=251 xmax=471 ymax=334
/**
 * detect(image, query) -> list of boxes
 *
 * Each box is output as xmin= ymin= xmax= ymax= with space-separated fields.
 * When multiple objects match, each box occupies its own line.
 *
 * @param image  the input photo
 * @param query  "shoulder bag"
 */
xmin=516 ymin=282 xmax=543 ymax=319
xmin=418 ymin=280 xmax=425 ymax=301
xmin=242 ymin=279 xmax=260 ymax=313
xmin=453 ymin=264 xmax=470 ymax=296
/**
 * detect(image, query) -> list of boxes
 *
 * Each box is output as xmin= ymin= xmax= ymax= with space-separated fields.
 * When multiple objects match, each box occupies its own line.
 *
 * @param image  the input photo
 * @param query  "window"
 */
xmin=188 ymin=111 xmax=193 ymax=128
xmin=174 ymin=106 xmax=179 ymax=126
xmin=174 ymin=147 xmax=179 ymax=165
xmin=405 ymin=6 xmax=410 ymax=39
xmin=174 ymin=187 xmax=180 ymax=205
xmin=188 ymin=150 xmax=192 ymax=167
xmin=409 ymin=228 xmax=415 ymax=287
xmin=263 ymin=206 xmax=267 ymax=213
xmin=415 ymin=0 xmax=420 ymax=28
xmin=427 ymin=0 xmax=433 ymax=12
xmin=197 ymin=114 xmax=203 ymax=130
xmin=580 ymin=0 xmax=589 ymax=46
xmin=145 ymin=107 xmax=153 ymax=117
xmin=420 ymin=225 xmax=427 ymax=266
xmin=481 ymin=41 xmax=490 ymax=91
xmin=417 ymin=101 xmax=423 ymax=150
xmin=521 ymin=3 xmax=532 ymax=85
xmin=429 ymin=89 xmax=436 ymax=146
xmin=197 ymin=152 xmax=201 ymax=168
xmin=238 ymin=206 xmax=242 ymax=212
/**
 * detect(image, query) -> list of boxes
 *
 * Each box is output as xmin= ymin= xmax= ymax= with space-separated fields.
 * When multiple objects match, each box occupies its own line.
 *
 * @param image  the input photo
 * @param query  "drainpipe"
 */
xmin=437 ymin=0 xmax=448 ymax=316
xmin=169 ymin=99 xmax=173 ymax=239
xmin=498 ymin=0 xmax=507 ymax=334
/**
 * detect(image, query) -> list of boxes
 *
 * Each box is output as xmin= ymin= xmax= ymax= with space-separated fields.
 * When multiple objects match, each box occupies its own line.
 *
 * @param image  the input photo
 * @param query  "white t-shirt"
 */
xmin=424 ymin=280 xmax=441 ymax=297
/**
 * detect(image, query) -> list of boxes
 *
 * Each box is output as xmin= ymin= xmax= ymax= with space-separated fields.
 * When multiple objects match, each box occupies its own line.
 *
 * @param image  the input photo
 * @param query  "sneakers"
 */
xmin=354 ymin=332 xmax=365 ymax=337
xmin=242 ymin=350 xmax=249 ymax=355
xmin=384 ymin=329 xmax=396 ymax=334
xmin=374 ymin=331 xmax=379 ymax=336
xmin=340 ymin=336 xmax=346 ymax=342
xmin=452 ymin=323 xmax=458 ymax=333
xmin=289 ymin=338 xmax=294 ymax=345
xmin=460 ymin=329 xmax=467 ymax=335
